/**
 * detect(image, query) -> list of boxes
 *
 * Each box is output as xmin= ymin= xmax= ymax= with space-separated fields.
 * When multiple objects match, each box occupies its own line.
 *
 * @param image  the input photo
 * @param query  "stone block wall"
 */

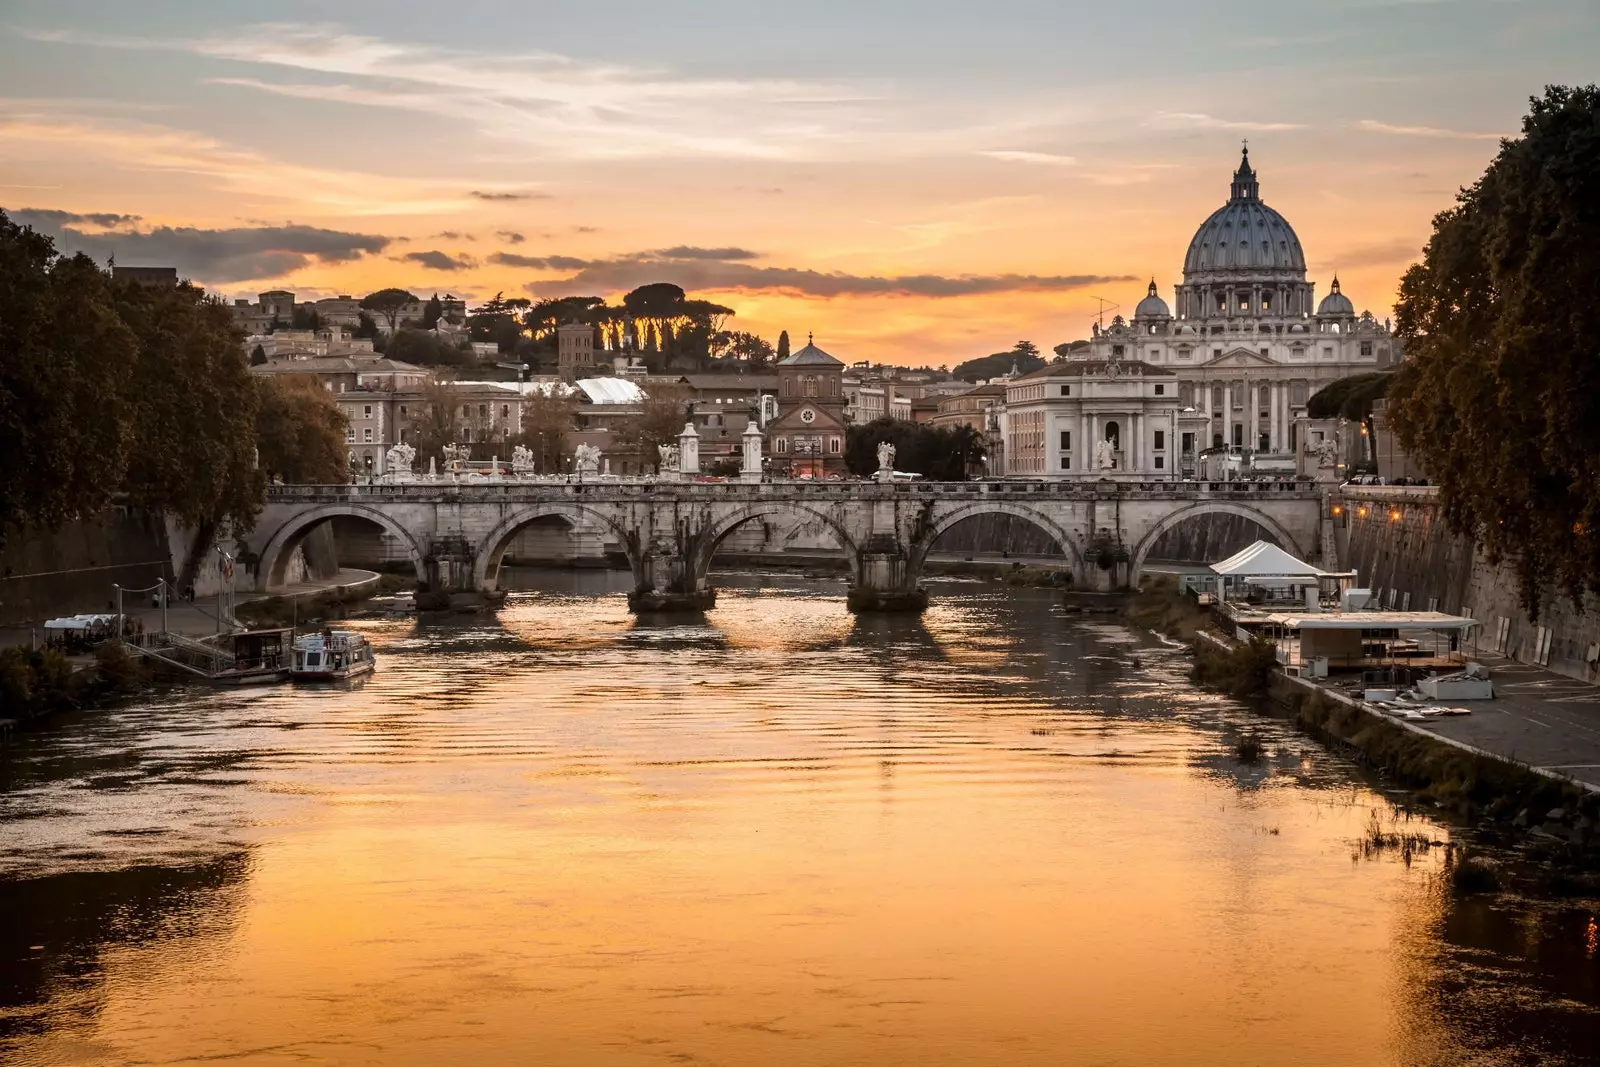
xmin=1340 ymin=489 xmax=1600 ymax=683
xmin=0 ymin=508 xmax=173 ymax=625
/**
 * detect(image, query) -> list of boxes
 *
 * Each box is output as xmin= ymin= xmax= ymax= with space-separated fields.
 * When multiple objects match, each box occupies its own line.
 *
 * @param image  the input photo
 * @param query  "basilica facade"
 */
xmin=1003 ymin=148 xmax=1401 ymax=478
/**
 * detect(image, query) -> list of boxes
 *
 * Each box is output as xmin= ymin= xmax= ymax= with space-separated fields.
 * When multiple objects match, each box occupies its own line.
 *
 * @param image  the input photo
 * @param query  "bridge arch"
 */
xmin=1128 ymin=501 xmax=1303 ymax=587
xmin=907 ymin=500 xmax=1082 ymax=577
xmin=255 ymin=503 xmax=426 ymax=592
xmin=691 ymin=502 xmax=862 ymax=585
xmin=474 ymin=503 xmax=638 ymax=590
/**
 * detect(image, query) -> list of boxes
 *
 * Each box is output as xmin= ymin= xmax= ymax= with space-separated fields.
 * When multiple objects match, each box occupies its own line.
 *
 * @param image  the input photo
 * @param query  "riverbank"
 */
xmin=1190 ymin=629 xmax=1600 ymax=861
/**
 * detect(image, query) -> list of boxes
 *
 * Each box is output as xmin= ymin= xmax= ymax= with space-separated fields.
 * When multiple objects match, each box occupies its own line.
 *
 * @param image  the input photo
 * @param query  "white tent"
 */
xmin=1209 ymin=540 xmax=1326 ymax=580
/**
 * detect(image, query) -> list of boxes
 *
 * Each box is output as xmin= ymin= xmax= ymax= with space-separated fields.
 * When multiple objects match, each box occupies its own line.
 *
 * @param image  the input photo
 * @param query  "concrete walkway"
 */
xmin=0 ymin=569 xmax=381 ymax=649
xmin=1413 ymin=654 xmax=1600 ymax=791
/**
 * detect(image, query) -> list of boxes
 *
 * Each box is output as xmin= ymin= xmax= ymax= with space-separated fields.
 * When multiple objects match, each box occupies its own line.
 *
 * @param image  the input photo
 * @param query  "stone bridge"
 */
xmin=247 ymin=480 xmax=1325 ymax=612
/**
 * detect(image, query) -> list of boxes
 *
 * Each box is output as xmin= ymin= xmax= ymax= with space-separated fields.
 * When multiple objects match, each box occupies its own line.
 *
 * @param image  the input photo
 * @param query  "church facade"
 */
xmin=1004 ymin=148 xmax=1401 ymax=478
xmin=767 ymin=337 xmax=849 ymax=478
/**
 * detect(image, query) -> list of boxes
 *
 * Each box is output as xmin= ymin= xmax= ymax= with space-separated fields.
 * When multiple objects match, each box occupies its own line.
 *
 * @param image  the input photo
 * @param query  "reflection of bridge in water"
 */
xmin=248 ymin=481 xmax=1325 ymax=613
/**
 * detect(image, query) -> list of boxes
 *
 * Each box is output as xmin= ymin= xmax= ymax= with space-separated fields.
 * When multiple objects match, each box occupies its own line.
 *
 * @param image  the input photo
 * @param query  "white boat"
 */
xmin=290 ymin=629 xmax=376 ymax=683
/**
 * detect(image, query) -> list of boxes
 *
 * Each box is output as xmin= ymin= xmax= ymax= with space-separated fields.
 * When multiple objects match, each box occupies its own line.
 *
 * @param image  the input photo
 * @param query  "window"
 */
xmin=1153 ymin=430 xmax=1165 ymax=450
xmin=1059 ymin=430 xmax=1072 ymax=450
xmin=461 ymin=405 xmax=469 ymax=418
xmin=501 ymin=404 xmax=510 ymax=418
xmin=830 ymin=377 xmax=839 ymax=397
xmin=1232 ymin=424 xmax=1243 ymax=447
xmin=1061 ymin=455 xmax=1073 ymax=471
xmin=479 ymin=404 xmax=487 ymax=418
xmin=1060 ymin=385 xmax=1071 ymax=397
xmin=462 ymin=427 xmax=472 ymax=443
xmin=1112 ymin=344 xmax=1125 ymax=357
xmin=775 ymin=437 xmax=788 ymax=454
xmin=783 ymin=379 xmax=793 ymax=397
xmin=1149 ymin=348 xmax=1162 ymax=359
xmin=829 ymin=437 xmax=841 ymax=454
xmin=1322 ymin=346 xmax=1334 ymax=359
xmin=363 ymin=405 xmax=372 ymax=418
xmin=363 ymin=428 xmax=373 ymax=443
xmin=1154 ymin=383 xmax=1165 ymax=396
xmin=345 ymin=428 xmax=355 ymax=443
xmin=804 ymin=376 xmax=818 ymax=398
xmin=399 ymin=405 xmax=407 ymax=417
xmin=1181 ymin=432 xmax=1195 ymax=455
xmin=1213 ymin=348 xmax=1223 ymax=359
xmin=1155 ymin=455 xmax=1165 ymax=469
xmin=1360 ymin=342 xmax=1374 ymax=356
xmin=1291 ymin=381 xmax=1308 ymax=404
xmin=1260 ymin=348 xmax=1269 ymax=357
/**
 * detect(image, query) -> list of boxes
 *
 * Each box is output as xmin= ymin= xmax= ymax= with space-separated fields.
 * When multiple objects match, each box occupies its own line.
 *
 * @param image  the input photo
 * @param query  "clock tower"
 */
xmin=768 ymin=335 xmax=848 ymax=478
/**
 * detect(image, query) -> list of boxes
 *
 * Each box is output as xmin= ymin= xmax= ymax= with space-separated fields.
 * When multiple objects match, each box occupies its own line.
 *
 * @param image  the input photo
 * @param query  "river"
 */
xmin=1 ymin=572 xmax=1596 ymax=1066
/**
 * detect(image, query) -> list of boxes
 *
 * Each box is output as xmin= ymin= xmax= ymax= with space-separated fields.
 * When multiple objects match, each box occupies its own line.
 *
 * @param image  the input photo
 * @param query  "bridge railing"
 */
xmin=264 ymin=478 xmax=1322 ymax=503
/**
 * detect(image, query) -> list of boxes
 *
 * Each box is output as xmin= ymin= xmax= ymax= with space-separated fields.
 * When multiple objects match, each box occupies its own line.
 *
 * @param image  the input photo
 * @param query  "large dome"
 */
xmin=1182 ymin=148 xmax=1306 ymax=277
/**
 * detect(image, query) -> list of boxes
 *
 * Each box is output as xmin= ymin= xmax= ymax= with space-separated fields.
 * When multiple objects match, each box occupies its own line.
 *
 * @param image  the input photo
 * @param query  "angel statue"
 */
xmin=876 ymin=441 xmax=896 ymax=472
xmin=1095 ymin=437 xmax=1116 ymax=470
xmin=657 ymin=442 xmax=680 ymax=473
xmin=511 ymin=444 xmax=535 ymax=474
xmin=385 ymin=441 xmax=416 ymax=477
xmin=574 ymin=443 xmax=602 ymax=475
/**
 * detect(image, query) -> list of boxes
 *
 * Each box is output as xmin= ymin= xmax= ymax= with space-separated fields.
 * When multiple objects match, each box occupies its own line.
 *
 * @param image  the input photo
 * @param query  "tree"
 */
xmin=844 ymin=418 xmax=985 ymax=481
xmin=423 ymin=293 xmax=444 ymax=330
xmin=0 ymin=213 xmax=138 ymax=541
xmin=353 ymin=311 xmax=379 ymax=340
xmin=411 ymin=377 xmax=461 ymax=468
xmin=290 ymin=306 xmax=322 ymax=331
xmin=111 ymin=279 xmax=263 ymax=531
xmin=615 ymin=384 xmax=690 ymax=472
xmin=1388 ymin=84 xmax=1600 ymax=616
xmin=953 ymin=342 xmax=1045 ymax=382
xmin=360 ymin=288 xmax=418 ymax=335
xmin=250 ymin=343 xmax=267 ymax=365
xmin=714 ymin=330 xmax=774 ymax=368
xmin=776 ymin=330 xmax=791 ymax=363
xmin=515 ymin=391 xmax=576 ymax=474
xmin=386 ymin=328 xmax=473 ymax=367
xmin=1308 ymin=372 xmax=1390 ymax=464
xmin=256 ymin=374 xmax=348 ymax=484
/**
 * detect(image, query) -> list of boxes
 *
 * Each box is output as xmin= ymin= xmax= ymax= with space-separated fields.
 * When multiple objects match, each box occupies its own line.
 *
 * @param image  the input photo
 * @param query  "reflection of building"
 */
xmin=767 ymin=337 xmax=848 ymax=478
xmin=1004 ymin=148 xmax=1402 ymax=479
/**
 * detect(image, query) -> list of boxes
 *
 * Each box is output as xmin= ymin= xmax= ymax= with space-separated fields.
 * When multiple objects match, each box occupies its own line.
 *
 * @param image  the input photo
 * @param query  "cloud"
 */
xmin=489 ymin=252 xmax=591 ymax=270
xmin=1145 ymin=111 xmax=1307 ymax=132
xmin=980 ymin=150 xmax=1078 ymax=166
xmin=496 ymin=230 xmax=525 ymax=244
xmin=1354 ymin=119 xmax=1505 ymax=141
xmin=9 ymin=207 xmax=141 ymax=229
xmin=431 ymin=230 xmax=475 ymax=241
xmin=18 ymin=215 xmax=393 ymax=283
xmin=1318 ymin=239 xmax=1423 ymax=270
xmin=651 ymin=246 xmax=760 ymax=261
xmin=470 ymin=190 xmax=548 ymax=201
xmin=399 ymin=249 xmax=477 ymax=271
xmin=515 ymin=247 xmax=1133 ymax=299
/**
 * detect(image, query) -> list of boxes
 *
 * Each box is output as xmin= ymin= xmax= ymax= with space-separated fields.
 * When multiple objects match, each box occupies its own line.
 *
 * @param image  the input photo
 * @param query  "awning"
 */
xmin=1264 ymin=611 xmax=1478 ymax=631
xmin=1209 ymin=540 xmax=1327 ymax=580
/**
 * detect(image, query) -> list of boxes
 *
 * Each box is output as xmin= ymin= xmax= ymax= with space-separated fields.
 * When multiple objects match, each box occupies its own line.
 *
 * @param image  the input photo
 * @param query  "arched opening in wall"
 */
xmin=705 ymin=510 xmax=850 ymax=580
xmin=262 ymin=512 xmax=422 ymax=591
xmin=924 ymin=513 xmax=1069 ymax=566
xmin=1142 ymin=513 xmax=1282 ymax=569
xmin=482 ymin=513 xmax=630 ymax=596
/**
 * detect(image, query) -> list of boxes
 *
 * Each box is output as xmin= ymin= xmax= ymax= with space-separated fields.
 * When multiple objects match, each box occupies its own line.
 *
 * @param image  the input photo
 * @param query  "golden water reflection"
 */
xmin=1 ymin=575 xmax=1595 ymax=1065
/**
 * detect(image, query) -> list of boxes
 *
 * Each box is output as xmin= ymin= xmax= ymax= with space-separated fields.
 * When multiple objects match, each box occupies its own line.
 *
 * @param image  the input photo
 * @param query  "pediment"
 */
xmin=768 ymin=406 xmax=845 ymax=433
xmin=1199 ymin=347 xmax=1279 ymax=369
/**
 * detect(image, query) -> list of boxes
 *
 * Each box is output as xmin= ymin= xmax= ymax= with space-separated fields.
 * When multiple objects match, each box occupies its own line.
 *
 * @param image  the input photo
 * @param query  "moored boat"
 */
xmin=290 ymin=629 xmax=376 ymax=683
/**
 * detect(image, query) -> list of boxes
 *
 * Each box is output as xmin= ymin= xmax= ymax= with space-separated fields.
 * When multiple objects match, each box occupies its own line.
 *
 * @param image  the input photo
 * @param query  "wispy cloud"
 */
xmin=14 ymin=211 xmax=393 ymax=282
xmin=1354 ymin=119 xmax=1506 ymax=141
xmin=495 ymin=230 xmax=525 ymax=244
xmin=980 ymin=150 xmax=1078 ymax=166
xmin=509 ymin=246 xmax=1134 ymax=299
xmin=1145 ymin=111 xmax=1307 ymax=132
xmin=470 ymin=190 xmax=548 ymax=202
xmin=0 ymin=109 xmax=487 ymax=213
xmin=8 ymin=207 xmax=141 ymax=229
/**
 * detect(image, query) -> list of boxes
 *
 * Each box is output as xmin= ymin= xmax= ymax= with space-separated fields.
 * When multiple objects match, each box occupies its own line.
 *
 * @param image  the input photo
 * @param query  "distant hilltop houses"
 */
xmin=227 ymin=289 xmax=467 ymax=335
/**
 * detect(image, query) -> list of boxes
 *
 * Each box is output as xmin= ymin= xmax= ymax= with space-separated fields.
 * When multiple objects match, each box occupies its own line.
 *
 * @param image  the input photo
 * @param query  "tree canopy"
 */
xmin=256 ymin=374 xmax=349 ymax=484
xmin=1307 ymin=373 xmax=1390 ymax=421
xmin=844 ymin=418 xmax=986 ymax=481
xmin=360 ymin=288 xmax=417 ymax=333
xmin=0 ymin=208 xmax=265 ymax=540
xmin=1388 ymin=84 xmax=1600 ymax=616
xmin=953 ymin=341 xmax=1044 ymax=383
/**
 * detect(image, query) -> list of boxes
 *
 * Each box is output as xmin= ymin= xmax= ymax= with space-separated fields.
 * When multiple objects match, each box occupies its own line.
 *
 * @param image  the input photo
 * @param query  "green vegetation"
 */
xmin=359 ymin=287 xmax=418 ymax=334
xmin=1191 ymin=635 xmax=1279 ymax=700
xmin=0 ymin=643 xmax=152 ymax=720
xmin=1126 ymin=576 xmax=1212 ymax=640
xmin=0 ymin=209 xmax=263 ymax=544
xmin=1234 ymin=732 xmax=1265 ymax=764
xmin=844 ymin=417 xmax=986 ymax=480
xmin=1449 ymin=853 xmax=1503 ymax=895
xmin=1388 ymin=85 xmax=1600 ymax=616
xmin=952 ymin=340 xmax=1042 ymax=383
xmin=1307 ymin=372 xmax=1389 ymax=422
xmin=256 ymin=374 xmax=350 ymax=484
xmin=383 ymin=327 xmax=474 ymax=367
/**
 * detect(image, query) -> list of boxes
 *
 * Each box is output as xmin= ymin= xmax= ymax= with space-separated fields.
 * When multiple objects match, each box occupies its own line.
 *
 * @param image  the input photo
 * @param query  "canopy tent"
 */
xmin=1209 ymin=541 xmax=1327 ymax=581
xmin=43 ymin=614 xmax=117 ymax=631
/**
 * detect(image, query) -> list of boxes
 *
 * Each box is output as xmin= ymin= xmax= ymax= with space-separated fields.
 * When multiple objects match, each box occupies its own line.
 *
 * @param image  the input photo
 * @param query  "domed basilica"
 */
xmin=1002 ymin=147 xmax=1400 ymax=478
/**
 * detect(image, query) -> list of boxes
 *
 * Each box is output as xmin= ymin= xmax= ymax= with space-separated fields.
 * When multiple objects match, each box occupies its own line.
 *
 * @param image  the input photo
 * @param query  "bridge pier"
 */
xmin=847 ymin=545 xmax=928 ymax=613
xmin=419 ymin=537 xmax=505 ymax=612
xmin=627 ymin=547 xmax=717 ymax=614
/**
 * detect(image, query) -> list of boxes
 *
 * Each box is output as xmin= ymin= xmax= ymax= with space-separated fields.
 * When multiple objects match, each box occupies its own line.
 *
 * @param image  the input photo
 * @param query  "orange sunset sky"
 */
xmin=3 ymin=1 xmax=1595 ymax=365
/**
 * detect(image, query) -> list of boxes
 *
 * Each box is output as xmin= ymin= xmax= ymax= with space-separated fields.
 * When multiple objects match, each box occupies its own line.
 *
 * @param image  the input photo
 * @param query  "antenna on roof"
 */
xmin=1088 ymin=296 xmax=1120 ymax=329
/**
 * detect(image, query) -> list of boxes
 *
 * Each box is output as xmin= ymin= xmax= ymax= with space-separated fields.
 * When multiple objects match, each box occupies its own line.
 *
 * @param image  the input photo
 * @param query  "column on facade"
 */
xmin=1248 ymin=379 xmax=1260 ymax=452
xmin=1220 ymin=383 xmax=1231 ymax=448
xmin=1080 ymin=411 xmax=1090 ymax=472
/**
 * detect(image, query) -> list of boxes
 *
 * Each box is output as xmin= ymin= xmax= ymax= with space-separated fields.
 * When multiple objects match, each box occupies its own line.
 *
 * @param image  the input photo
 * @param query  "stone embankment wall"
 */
xmin=1339 ymin=487 xmax=1600 ymax=683
xmin=0 ymin=508 xmax=173 ymax=625
xmin=1143 ymin=511 xmax=1281 ymax=566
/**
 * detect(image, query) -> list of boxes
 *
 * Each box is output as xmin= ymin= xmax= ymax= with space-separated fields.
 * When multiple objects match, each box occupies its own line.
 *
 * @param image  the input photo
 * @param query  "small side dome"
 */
xmin=1288 ymin=322 xmax=1308 ymax=334
xmin=1177 ymin=323 xmax=1198 ymax=336
xmin=1134 ymin=279 xmax=1171 ymax=319
xmin=1317 ymin=276 xmax=1355 ymax=317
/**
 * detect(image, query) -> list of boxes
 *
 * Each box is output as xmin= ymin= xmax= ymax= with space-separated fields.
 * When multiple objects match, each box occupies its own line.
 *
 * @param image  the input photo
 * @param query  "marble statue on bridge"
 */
xmin=876 ymin=441 xmax=896 ymax=483
xmin=657 ymin=443 xmax=680 ymax=474
xmin=1095 ymin=437 xmax=1117 ymax=470
xmin=512 ymin=445 xmax=535 ymax=475
xmin=385 ymin=442 xmax=416 ymax=479
xmin=574 ymin=443 xmax=602 ymax=477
